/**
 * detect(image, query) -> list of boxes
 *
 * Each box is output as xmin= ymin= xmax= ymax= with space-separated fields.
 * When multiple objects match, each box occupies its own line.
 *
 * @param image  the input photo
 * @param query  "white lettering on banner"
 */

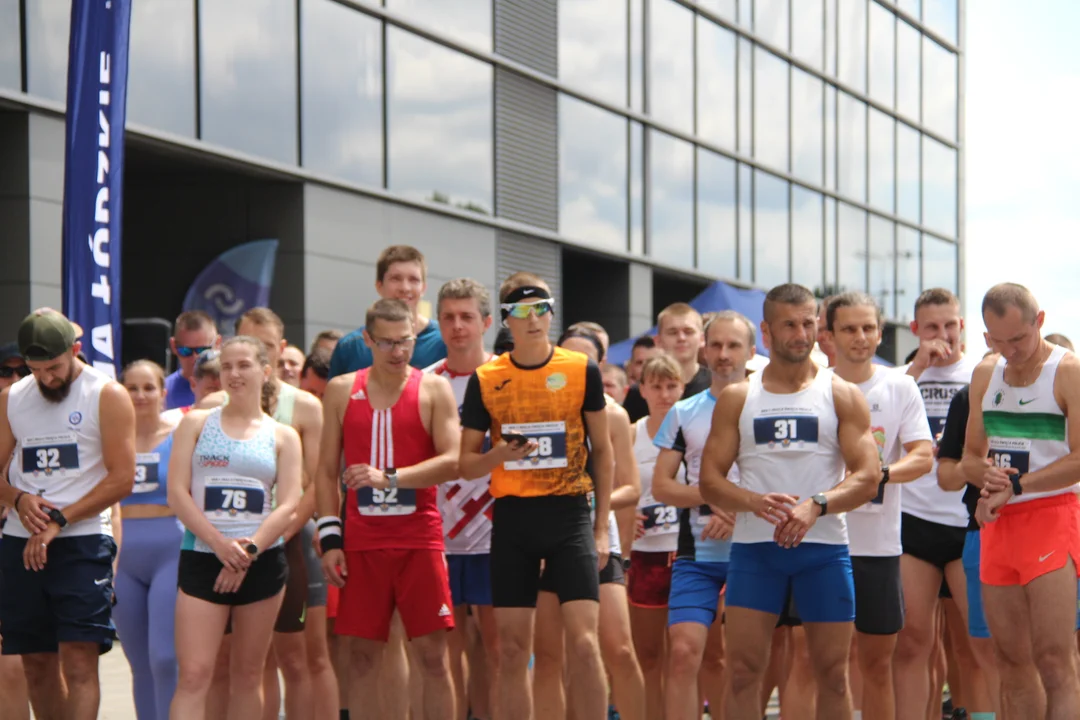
xmin=87 ymin=49 xmax=116 ymax=376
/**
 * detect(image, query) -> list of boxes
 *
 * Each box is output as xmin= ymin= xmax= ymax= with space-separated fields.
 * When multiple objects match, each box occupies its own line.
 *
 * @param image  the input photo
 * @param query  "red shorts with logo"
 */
xmin=981 ymin=493 xmax=1080 ymax=587
xmin=335 ymin=549 xmax=455 ymax=642
xmin=627 ymin=550 xmax=675 ymax=608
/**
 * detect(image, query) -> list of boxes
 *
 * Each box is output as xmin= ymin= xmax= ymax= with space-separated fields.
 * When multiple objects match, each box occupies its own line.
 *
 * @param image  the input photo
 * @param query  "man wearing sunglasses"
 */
xmin=164 ymin=311 xmax=220 ymax=411
xmin=459 ymin=271 xmax=614 ymax=720
xmin=0 ymin=343 xmax=29 ymax=392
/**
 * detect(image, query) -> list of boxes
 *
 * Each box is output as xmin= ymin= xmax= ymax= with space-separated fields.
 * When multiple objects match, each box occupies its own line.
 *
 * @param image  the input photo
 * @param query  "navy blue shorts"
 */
xmin=448 ymin=554 xmax=492 ymax=607
xmin=727 ymin=542 xmax=854 ymax=624
xmin=668 ymin=558 xmax=728 ymax=628
xmin=0 ymin=534 xmax=117 ymax=655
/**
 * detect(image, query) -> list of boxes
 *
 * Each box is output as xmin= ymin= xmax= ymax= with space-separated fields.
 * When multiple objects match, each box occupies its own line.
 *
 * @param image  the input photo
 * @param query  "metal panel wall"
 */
xmin=496 ymin=231 xmax=562 ymax=337
xmin=493 ymin=0 xmax=557 ymax=76
xmin=493 ymin=68 xmax=558 ymax=231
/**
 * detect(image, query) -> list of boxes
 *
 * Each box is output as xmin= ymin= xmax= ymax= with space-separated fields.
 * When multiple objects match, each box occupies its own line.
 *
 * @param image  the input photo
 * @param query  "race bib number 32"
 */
xmin=502 ymin=422 xmax=569 ymax=471
xmin=21 ymin=433 xmax=80 ymax=479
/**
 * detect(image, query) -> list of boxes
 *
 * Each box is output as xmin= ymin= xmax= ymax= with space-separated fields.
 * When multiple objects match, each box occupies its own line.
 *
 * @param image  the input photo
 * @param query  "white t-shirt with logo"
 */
xmin=847 ymin=366 xmax=933 ymax=557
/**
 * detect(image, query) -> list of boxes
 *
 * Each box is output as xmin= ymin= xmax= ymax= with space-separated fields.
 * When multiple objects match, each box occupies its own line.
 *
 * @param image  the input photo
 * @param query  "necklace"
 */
xmin=1004 ymin=343 xmax=1052 ymax=388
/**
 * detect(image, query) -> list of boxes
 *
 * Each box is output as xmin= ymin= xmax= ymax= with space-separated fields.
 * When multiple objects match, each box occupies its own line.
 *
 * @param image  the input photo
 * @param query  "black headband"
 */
xmin=503 ymin=286 xmax=552 ymax=304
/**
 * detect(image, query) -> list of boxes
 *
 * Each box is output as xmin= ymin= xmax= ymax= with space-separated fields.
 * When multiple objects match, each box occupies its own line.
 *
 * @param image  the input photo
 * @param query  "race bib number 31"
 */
xmin=133 ymin=453 xmax=161 ymax=494
xmin=204 ymin=477 xmax=267 ymax=521
xmin=502 ymin=422 xmax=569 ymax=471
xmin=21 ymin=433 xmax=80 ymax=479
xmin=752 ymin=416 xmax=820 ymax=448
xmin=357 ymin=486 xmax=418 ymax=516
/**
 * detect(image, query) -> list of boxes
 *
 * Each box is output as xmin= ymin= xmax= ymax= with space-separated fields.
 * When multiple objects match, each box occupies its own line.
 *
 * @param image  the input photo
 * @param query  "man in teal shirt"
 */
xmin=328 ymin=245 xmax=447 ymax=378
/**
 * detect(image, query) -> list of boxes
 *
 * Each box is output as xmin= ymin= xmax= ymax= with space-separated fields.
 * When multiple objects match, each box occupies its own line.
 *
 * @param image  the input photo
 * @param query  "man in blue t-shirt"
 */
xmin=163 ymin=310 xmax=220 ymax=410
xmin=329 ymin=245 xmax=447 ymax=378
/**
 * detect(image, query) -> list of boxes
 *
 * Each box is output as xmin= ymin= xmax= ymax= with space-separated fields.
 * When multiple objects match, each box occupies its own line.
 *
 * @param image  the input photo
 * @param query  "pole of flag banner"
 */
xmin=60 ymin=0 xmax=132 ymax=379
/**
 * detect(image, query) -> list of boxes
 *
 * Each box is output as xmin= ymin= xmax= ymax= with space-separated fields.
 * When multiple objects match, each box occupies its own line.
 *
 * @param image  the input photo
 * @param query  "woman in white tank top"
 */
xmin=627 ymin=353 xmax=686 ymax=719
xmin=167 ymin=336 xmax=303 ymax=719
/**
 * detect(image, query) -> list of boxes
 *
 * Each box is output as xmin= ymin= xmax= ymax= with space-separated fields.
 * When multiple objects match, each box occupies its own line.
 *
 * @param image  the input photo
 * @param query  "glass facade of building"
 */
xmin=0 ymin=0 xmax=961 ymax=322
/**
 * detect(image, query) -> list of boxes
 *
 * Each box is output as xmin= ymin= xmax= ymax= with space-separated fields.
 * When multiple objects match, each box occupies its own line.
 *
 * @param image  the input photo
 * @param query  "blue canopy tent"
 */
xmin=606 ymin=279 xmax=893 ymax=367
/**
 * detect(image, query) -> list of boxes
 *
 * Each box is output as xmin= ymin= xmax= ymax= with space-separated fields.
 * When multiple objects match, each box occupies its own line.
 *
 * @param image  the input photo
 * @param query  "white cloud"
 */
xmin=964 ymin=0 xmax=1080 ymax=343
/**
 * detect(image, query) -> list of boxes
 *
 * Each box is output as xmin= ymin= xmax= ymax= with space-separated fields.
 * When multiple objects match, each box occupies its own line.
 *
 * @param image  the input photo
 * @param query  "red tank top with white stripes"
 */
xmin=342 ymin=367 xmax=443 ymax=551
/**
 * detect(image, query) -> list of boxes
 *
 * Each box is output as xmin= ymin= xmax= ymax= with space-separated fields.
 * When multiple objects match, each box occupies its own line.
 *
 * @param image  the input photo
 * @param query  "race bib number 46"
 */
xmin=21 ymin=433 xmax=80 ymax=479
xmin=752 ymin=416 xmax=820 ymax=448
xmin=204 ymin=477 xmax=267 ymax=521
xmin=990 ymin=438 xmax=1031 ymax=478
xmin=502 ymin=422 xmax=568 ymax=471
xmin=133 ymin=453 xmax=161 ymax=494
xmin=357 ymin=486 xmax=417 ymax=516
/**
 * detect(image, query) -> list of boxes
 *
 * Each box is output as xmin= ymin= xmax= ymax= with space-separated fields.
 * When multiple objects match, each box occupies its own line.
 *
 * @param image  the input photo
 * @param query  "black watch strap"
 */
xmin=1010 ymin=474 xmax=1024 ymax=496
xmin=48 ymin=508 xmax=68 ymax=528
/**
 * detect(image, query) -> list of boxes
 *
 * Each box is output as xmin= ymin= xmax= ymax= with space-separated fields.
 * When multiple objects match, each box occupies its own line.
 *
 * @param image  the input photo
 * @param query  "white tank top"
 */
xmin=983 ymin=345 xmax=1072 ymax=504
xmin=901 ymin=354 xmax=979 ymax=527
xmin=6 ymin=367 xmax=113 ymax=538
xmin=182 ymin=407 xmax=279 ymax=554
xmin=632 ymin=418 xmax=682 ymax=553
xmin=736 ymin=368 xmax=847 ymax=545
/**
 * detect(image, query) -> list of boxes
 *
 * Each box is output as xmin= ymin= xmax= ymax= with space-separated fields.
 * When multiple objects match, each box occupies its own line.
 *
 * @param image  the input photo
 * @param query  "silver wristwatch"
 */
xmin=384 ymin=468 xmax=398 ymax=490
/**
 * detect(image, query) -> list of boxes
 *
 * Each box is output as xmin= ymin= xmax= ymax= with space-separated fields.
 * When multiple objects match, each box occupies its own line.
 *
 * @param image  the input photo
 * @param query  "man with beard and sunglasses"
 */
xmin=0 ymin=310 xmax=136 ymax=720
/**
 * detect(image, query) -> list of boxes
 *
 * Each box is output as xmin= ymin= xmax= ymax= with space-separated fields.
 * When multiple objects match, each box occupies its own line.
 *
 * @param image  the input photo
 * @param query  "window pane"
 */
xmin=837 ymin=0 xmax=866 ymax=93
xmin=698 ymin=0 xmax=737 ymax=21
xmin=923 ymin=39 xmax=957 ymax=142
xmin=697 ymin=149 xmax=737 ymax=278
xmin=128 ymin=0 xmax=196 ymax=137
xmin=792 ymin=187 xmax=824 ymax=293
xmin=559 ymin=95 xmax=628 ymax=251
xmin=754 ymin=170 xmax=789 ymax=288
xmin=754 ymin=0 xmax=790 ymax=52
xmin=559 ymin=0 xmax=627 ymax=106
xmin=923 ymin=0 xmax=957 ymax=46
xmin=200 ymin=0 xmax=297 ymax=164
xmin=26 ymin=0 xmax=70 ymax=103
xmin=896 ymin=226 xmax=920 ymax=321
xmin=648 ymin=0 xmax=694 ymax=133
xmin=825 ymin=196 xmax=837 ymax=289
xmin=838 ymin=93 xmax=867 ymax=202
xmin=898 ymin=0 xmax=921 ymax=19
xmin=649 ymin=130 xmax=694 ymax=268
xmin=301 ymin=0 xmax=383 ymax=188
xmin=386 ymin=0 xmax=491 ymax=51
xmin=824 ymin=0 xmax=837 ymax=78
xmin=738 ymin=163 xmax=753 ymax=280
xmin=868 ymin=108 xmax=895 ymax=213
xmin=630 ymin=0 xmax=644 ymax=111
xmin=792 ymin=68 xmax=824 ymax=186
xmin=868 ymin=1 xmax=895 ymax=109
xmin=825 ymin=84 xmax=837 ymax=189
xmin=868 ymin=216 xmax=895 ymax=315
xmin=897 ymin=123 xmax=920 ymax=222
xmin=922 ymin=137 xmax=956 ymax=238
xmin=923 ymin=236 xmax=957 ymax=294
xmin=754 ymin=49 xmax=789 ymax=173
xmin=697 ymin=19 xmax=736 ymax=150
xmin=737 ymin=38 xmax=753 ymax=156
xmin=792 ymin=0 xmax=824 ymax=71
xmin=738 ymin=0 xmax=753 ymax=27
xmin=0 ymin=0 xmax=20 ymax=91
xmin=630 ymin=121 xmax=644 ymax=254
xmin=896 ymin=20 xmax=921 ymax=121
xmin=837 ymin=202 xmax=866 ymax=292
xmin=387 ymin=29 xmax=493 ymax=214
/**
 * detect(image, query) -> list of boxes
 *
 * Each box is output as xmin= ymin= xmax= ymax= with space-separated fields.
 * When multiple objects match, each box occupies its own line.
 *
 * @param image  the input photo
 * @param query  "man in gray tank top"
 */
xmin=0 ymin=310 xmax=136 ymax=720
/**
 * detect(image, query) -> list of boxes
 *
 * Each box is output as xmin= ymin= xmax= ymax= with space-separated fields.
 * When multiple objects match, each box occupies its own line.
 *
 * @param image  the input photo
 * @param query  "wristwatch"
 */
xmin=384 ymin=468 xmax=399 ymax=490
xmin=1010 ymin=474 xmax=1024 ymax=497
xmin=811 ymin=493 xmax=828 ymax=516
xmin=881 ymin=465 xmax=891 ymax=485
xmin=245 ymin=542 xmax=259 ymax=556
xmin=47 ymin=508 xmax=68 ymax=528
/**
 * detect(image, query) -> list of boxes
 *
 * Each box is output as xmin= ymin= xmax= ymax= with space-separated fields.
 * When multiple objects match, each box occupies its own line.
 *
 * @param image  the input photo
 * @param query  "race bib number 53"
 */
xmin=502 ymin=422 xmax=568 ymax=470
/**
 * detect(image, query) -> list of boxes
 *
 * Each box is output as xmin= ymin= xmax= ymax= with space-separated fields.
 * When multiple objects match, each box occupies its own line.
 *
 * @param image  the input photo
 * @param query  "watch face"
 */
xmin=245 ymin=543 xmax=258 ymax=554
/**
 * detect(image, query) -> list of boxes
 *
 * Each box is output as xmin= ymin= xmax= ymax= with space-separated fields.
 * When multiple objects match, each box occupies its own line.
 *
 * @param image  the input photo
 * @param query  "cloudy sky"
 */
xmin=964 ymin=0 xmax=1080 ymax=344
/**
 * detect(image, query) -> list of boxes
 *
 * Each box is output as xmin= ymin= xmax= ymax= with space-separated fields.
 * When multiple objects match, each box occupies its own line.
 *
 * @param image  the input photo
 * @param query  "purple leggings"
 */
xmin=114 ymin=516 xmax=182 ymax=720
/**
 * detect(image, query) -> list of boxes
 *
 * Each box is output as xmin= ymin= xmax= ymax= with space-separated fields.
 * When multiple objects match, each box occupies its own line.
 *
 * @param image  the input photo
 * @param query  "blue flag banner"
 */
xmin=182 ymin=240 xmax=280 ymax=337
xmin=61 ymin=0 xmax=132 ymax=379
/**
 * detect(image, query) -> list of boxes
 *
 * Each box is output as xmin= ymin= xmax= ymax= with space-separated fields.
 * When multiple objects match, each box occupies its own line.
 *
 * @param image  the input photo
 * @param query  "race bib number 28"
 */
xmin=502 ymin=422 xmax=569 ymax=471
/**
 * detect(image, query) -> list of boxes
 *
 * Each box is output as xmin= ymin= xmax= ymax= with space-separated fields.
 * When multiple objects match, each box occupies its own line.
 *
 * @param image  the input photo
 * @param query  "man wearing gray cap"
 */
xmin=0 ymin=309 xmax=135 ymax=720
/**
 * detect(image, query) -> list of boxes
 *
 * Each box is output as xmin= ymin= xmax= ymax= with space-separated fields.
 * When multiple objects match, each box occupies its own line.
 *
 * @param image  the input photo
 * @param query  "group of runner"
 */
xmin=0 ymin=242 xmax=1078 ymax=720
